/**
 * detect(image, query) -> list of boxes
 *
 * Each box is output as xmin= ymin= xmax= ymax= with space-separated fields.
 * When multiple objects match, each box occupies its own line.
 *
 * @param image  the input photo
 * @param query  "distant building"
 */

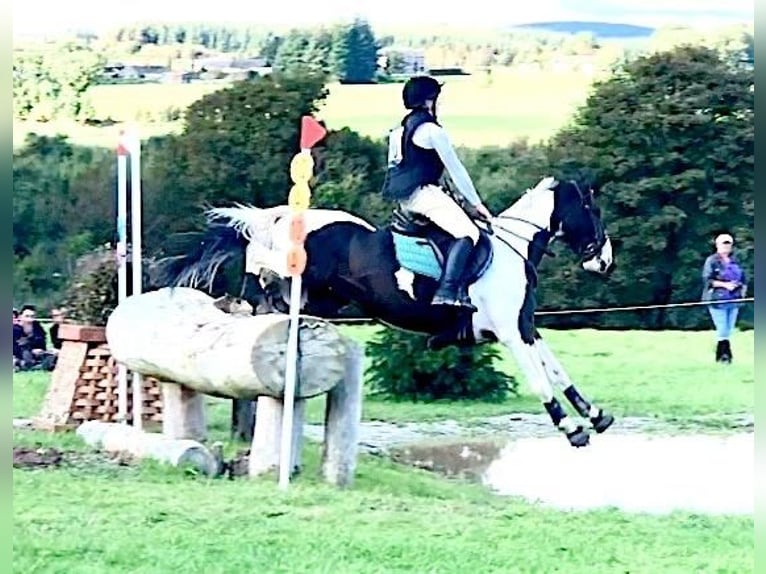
xmin=194 ymin=56 xmax=269 ymax=74
xmin=102 ymin=63 xmax=169 ymax=81
xmin=378 ymin=47 xmax=426 ymax=75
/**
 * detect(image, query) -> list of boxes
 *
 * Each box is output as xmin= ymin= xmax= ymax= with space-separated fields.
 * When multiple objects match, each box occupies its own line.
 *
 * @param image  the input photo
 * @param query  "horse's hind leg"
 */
xmin=501 ymin=333 xmax=590 ymax=447
xmin=533 ymin=331 xmax=614 ymax=434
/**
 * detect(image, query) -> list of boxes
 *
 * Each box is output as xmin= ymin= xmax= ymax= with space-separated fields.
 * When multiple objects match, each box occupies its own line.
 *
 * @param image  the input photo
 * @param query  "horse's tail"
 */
xmin=153 ymin=204 xmax=290 ymax=291
xmin=205 ymin=204 xmax=292 ymax=246
xmin=152 ymin=222 xmax=250 ymax=293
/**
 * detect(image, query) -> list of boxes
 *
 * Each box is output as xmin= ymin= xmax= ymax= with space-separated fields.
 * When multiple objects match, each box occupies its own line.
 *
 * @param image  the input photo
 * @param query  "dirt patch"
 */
xmin=13 ymin=445 xmax=137 ymax=471
xmin=224 ymin=449 xmax=251 ymax=478
xmin=389 ymin=438 xmax=505 ymax=480
xmin=13 ymin=446 xmax=65 ymax=469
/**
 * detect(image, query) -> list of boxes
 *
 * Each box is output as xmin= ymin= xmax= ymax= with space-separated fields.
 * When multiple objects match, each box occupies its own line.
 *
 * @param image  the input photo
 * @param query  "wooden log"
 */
xmin=76 ymin=420 xmax=218 ymax=476
xmin=161 ymin=383 xmax=207 ymax=441
xmin=249 ymin=396 xmax=305 ymax=477
xmin=322 ymin=340 xmax=364 ymax=487
xmin=105 ymin=287 xmax=347 ymax=400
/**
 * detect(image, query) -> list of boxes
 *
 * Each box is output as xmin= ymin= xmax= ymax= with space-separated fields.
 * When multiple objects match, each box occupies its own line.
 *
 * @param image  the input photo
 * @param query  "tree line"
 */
xmin=13 ymin=45 xmax=753 ymax=329
xmin=13 ymin=18 xmax=752 ymax=124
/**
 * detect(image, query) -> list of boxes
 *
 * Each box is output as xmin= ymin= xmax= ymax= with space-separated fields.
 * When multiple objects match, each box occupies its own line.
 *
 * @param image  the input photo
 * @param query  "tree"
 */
xmin=311 ymin=127 xmax=389 ymax=226
xmin=13 ymin=42 xmax=104 ymax=122
xmin=13 ymin=135 xmax=114 ymax=306
xmin=330 ymin=19 xmax=379 ymax=83
xmin=543 ymin=45 xmax=754 ymax=329
xmin=272 ymin=29 xmax=330 ymax=75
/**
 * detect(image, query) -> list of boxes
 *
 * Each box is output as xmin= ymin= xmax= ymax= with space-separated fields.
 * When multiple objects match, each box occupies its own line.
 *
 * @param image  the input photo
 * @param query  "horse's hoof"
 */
xmin=566 ymin=426 xmax=590 ymax=448
xmin=591 ymin=411 xmax=615 ymax=434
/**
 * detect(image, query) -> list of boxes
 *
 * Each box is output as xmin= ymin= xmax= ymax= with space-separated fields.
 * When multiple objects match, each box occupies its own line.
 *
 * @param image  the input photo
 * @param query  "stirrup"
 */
xmin=432 ymin=292 xmax=476 ymax=312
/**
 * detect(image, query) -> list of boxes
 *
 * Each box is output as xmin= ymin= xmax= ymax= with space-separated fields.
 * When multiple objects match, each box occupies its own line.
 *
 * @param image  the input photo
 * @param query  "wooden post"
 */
xmin=161 ymin=383 xmax=207 ymax=441
xmin=321 ymin=340 xmax=364 ymax=487
xmin=231 ymin=398 xmax=256 ymax=442
xmin=249 ymin=396 xmax=305 ymax=477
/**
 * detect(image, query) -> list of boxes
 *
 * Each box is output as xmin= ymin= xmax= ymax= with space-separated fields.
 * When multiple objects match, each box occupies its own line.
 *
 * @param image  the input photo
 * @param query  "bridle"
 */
xmin=486 ymin=180 xmax=606 ymax=264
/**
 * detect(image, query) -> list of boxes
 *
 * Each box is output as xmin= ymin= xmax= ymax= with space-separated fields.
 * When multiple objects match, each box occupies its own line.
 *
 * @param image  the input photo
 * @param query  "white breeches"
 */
xmin=400 ymin=185 xmax=480 ymax=244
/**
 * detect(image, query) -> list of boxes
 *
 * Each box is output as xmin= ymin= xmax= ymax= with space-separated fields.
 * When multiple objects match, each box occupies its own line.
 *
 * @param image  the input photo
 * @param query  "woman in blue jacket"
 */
xmin=701 ymin=233 xmax=746 ymax=363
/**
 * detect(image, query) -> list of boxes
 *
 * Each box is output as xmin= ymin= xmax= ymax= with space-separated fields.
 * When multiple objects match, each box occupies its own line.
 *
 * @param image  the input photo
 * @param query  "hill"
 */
xmin=512 ymin=21 xmax=654 ymax=39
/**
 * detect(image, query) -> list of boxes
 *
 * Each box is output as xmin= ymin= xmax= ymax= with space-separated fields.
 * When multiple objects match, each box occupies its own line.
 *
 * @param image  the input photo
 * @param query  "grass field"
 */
xmin=13 ymin=328 xmax=753 ymax=572
xmin=13 ymin=69 xmax=596 ymax=150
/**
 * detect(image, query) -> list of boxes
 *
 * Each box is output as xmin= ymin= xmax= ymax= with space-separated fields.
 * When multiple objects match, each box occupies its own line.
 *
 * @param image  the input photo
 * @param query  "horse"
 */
xmin=156 ymin=176 xmax=615 ymax=447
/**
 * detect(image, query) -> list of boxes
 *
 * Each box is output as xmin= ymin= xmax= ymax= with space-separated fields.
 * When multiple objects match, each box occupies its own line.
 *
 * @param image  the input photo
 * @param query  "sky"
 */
xmin=12 ymin=0 xmax=753 ymax=39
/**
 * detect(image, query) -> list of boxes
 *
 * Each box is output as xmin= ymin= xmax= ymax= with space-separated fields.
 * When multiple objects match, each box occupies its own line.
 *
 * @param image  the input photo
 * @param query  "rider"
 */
xmin=382 ymin=75 xmax=493 ymax=310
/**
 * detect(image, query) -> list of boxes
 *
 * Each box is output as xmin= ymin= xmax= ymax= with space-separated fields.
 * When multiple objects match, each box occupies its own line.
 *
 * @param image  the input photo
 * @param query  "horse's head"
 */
xmin=551 ymin=179 xmax=613 ymax=275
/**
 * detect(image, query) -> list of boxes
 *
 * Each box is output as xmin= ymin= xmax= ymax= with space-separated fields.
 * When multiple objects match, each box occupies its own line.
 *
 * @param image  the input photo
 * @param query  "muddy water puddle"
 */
xmin=390 ymin=432 xmax=753 ymax=515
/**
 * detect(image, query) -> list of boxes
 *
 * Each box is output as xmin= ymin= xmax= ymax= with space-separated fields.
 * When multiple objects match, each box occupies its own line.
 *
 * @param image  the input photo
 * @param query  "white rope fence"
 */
xmin=534 ymin=297 xmax=754 ymax=316
xmin=313 ymin=296 xmax=755 ymax=323
xmin=34 ymin=297 xmax=754 ymax=325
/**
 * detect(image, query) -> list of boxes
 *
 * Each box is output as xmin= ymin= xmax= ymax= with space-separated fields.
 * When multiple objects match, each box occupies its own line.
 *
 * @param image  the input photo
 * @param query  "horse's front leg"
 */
xmin=533 ymin=330 xmax=614 ymax=434
xmin=500 ymin=332 xmax=590 ymax=447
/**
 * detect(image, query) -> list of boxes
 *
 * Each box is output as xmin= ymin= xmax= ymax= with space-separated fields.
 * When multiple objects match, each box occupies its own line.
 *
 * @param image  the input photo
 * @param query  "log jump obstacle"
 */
xmin=71 ymin=118 xmax=363 ymax=485
xmin=85 ymin=287 xmax=364 ymax=486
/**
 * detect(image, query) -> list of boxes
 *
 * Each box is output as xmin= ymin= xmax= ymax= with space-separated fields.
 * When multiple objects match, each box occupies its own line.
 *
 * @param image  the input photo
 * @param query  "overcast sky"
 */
xmin=13 ymin=0 xmax=753 ymax=38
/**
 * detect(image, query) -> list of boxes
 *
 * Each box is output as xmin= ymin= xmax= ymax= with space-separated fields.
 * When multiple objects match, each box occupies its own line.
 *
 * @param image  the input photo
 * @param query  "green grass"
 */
xmin=13 ymin=69 xmax=596 ymax=150
xmin=13 ymin=327 xmax=754 ymax=572
xmin=14 ymin=328 xmax=753 ymax=429
xmin=13 ymin=445 xmax=753 ymax=574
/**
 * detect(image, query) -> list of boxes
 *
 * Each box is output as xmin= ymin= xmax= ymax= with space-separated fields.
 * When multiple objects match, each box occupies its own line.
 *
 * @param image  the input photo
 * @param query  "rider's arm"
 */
xmin=412 ymin=123 xmax=482 ymax=207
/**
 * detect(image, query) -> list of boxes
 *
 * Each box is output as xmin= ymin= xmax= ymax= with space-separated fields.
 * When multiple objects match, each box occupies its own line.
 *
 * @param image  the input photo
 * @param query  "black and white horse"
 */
xmin=158 ymin=176 xmax=615 ymax=446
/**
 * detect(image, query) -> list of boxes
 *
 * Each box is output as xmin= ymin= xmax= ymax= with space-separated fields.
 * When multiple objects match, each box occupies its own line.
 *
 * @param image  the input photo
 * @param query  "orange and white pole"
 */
xmin=278 ymin=116 xmax=327 ymax=489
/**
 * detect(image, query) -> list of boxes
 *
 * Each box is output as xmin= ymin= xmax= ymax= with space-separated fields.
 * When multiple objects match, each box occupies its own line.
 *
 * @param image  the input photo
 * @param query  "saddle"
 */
xmin=389 ymin=206 xmax=494 ymax=287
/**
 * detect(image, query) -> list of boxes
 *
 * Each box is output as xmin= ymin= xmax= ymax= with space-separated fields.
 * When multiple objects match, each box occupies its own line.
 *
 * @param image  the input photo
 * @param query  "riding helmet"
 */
xmin=402 ymin=75 xmax=442 ymax=109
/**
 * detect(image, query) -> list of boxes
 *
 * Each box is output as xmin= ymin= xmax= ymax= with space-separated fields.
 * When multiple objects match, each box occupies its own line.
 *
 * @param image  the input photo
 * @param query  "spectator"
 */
xmin=12 ymin=309 xmax=20 ymax=369
xmin=701 ymin=233 xmax=747 ymax=363
xmin=13 ymin=304 xmax=55 ymax=371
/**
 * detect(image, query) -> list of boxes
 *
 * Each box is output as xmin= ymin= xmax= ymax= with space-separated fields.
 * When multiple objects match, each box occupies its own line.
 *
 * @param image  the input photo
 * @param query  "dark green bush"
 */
xmin=366 ymin=328 xmax=517 ymax=402
xmin=61 ymin=247 xmax=120 ymax=327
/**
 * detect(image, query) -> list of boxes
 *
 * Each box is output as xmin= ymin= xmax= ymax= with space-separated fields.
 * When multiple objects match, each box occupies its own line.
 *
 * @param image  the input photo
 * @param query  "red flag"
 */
xmin=300 ymin=116 xmax=327 ymax=150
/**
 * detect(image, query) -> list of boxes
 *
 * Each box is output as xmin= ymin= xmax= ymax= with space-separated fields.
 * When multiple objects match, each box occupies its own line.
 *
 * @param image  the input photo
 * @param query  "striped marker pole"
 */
xmin=115 ymin=127 xmax=143 ymax=429
xmin=278 ymin=116 xmax=327 ymax=490
xmin=116 ymin=133 xmax=129 ymax=424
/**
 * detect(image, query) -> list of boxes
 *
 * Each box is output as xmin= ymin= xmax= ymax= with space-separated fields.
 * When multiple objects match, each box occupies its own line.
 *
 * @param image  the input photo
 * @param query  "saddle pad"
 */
xmin=391 ymin=232 xmax=442 ymax=280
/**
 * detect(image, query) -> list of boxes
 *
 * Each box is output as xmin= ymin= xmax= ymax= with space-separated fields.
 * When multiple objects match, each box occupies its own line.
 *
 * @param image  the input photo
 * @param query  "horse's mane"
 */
xmin=498 ymin=176 xmax=558 ymax=218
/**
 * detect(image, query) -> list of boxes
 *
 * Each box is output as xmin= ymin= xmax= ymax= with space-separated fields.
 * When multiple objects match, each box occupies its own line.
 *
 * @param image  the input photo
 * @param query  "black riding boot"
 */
xmin=715 ymin=340 xmax=724 ymax=362
xmin=431 ymin=237 xmax=477 ymax=311
xmin=721 ymin=339 xmax=732 ymax=363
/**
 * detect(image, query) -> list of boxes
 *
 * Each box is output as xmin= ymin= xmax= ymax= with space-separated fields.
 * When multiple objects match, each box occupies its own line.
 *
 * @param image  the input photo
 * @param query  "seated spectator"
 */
xmin=13 ymin=304 xmax=56 ymax=371
xmin=12 ymin=309 xmax=20 ymax=369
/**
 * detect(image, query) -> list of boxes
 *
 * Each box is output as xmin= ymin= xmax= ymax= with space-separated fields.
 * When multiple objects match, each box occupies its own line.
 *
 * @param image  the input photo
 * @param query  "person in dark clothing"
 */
xmin=13 ymin=304 xmax=55 ymax=371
